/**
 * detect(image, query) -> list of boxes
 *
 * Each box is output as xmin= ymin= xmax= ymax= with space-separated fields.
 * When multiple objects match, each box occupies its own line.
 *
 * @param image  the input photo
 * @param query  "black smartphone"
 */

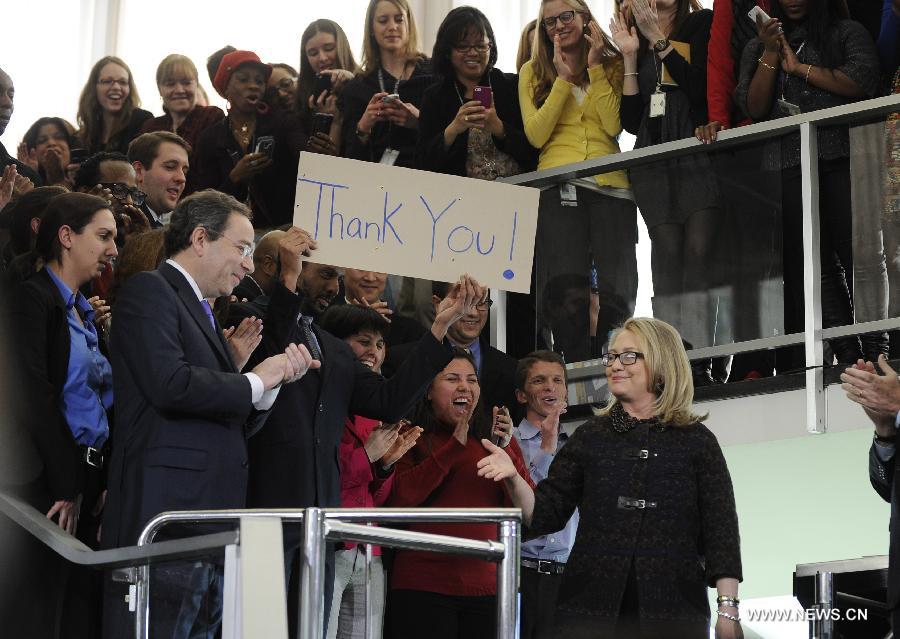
xmin=311 ymin=112 xmax=335 ymax=136
xmin=254 ymin=135 xmax=275 ymax=158
xmin=312 ymin=73 xmax=332 ymax=97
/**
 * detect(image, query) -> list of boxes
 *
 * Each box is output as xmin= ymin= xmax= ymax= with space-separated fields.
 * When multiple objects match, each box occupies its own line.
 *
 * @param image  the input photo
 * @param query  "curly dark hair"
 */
xmin=72 ymin=151 xmax=130 ymax=191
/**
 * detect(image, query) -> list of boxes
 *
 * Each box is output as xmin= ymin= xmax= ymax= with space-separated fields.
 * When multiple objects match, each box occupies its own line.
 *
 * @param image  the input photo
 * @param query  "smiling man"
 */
xmin=128 ymin=131 xmax=190 ymax=227
xmin=513 ymin=350 xmax=579 ymax=639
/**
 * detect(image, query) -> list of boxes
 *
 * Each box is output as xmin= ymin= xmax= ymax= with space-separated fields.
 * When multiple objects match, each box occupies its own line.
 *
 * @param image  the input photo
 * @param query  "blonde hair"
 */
xmin=77 ymin=56 xmax=142 ymax=154
xmin=516 ymin=19 xmax=537 ymax=72
xmin=156 ymin=54 xmax=199 ymax=87
xmin=360 ymin=0 xmax=425 ymax=75
xmin=528 ymin=0 xmax=621 ymax=107
xmin=596 ymin=317 xmax=708 ymax=427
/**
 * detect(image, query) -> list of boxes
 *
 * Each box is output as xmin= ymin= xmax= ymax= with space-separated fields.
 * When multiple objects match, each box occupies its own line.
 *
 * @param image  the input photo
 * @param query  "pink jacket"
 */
xmin=339 ymin=415 xmax=394 ymax=553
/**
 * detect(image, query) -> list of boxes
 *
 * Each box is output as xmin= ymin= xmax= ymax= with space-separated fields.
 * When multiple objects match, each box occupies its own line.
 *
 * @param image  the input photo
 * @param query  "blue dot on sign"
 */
xmin=502 ymin=269 xmax=515 ymax=280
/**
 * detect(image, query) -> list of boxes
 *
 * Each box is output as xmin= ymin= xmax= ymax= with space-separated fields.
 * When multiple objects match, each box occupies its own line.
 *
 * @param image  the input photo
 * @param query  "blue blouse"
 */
xmin=46 ymin=268 xmax=113 ymax=447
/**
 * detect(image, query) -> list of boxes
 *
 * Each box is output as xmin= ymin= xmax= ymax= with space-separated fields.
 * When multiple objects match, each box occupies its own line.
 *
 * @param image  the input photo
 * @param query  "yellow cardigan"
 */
xmin=518 ymin=59 xmax=629 ymax=189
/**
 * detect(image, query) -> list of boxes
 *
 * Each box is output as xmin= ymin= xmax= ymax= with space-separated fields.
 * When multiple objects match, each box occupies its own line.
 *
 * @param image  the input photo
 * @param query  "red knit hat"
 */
xmin=212 ymin=50 xmax=272 ymax=98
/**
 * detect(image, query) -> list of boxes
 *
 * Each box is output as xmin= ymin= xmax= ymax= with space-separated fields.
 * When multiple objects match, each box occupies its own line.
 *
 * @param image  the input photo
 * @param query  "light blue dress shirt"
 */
xmin=515 ymin=418 xmax=579 ymax=563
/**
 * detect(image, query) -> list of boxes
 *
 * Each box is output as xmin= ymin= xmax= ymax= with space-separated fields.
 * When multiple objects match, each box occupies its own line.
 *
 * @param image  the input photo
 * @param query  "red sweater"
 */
xmin=339 ymin=416 xmax=393 ymax=554
xmin=707 ymin=0 xmax=772 ymax=127
xmin=387 ymin=428 xmax=534 ymax=596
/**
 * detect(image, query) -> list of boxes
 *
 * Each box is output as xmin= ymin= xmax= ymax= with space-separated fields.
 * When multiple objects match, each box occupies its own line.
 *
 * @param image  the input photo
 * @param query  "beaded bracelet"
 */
xmin=757 ymin=57 xmax=777 ymax=71
xmin=804 ymin=64 xmax=813 ymax=84
xmin=716 ymin=610 xmax=741 ymax=622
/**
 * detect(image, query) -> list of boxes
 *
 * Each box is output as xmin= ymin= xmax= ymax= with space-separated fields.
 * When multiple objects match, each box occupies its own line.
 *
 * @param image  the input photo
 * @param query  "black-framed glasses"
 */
xmin=100 ymin=182 xmax=147 ymax=207
xmin=600 ymin=351 xmax=644 ymax=367
xmin=204 ymin=228 xmax=255 ymax=259
xmin=475 ymin=298 xmax=494 ymax=311
xmin=542 ymin=10 xmax=578 ymax=29
xmin=452 ymin=42 xmax=492 ymax=54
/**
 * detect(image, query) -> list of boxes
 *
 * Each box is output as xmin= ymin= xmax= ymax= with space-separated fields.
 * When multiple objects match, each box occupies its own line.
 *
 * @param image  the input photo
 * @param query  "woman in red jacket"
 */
xmin=318 ymin=303 xmax=422 ymax=639
xmin=385 ymin=349 xmax=531 ymax=639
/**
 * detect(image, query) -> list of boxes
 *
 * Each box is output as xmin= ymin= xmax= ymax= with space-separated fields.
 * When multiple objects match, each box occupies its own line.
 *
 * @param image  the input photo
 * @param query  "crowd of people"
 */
xmin=0 ymin=0 xmax=898 ymax=638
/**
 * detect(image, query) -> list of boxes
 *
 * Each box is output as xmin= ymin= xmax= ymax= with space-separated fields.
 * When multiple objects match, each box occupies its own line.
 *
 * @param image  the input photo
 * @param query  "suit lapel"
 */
xmin=160 ymin=263 xmax=236 ymax=372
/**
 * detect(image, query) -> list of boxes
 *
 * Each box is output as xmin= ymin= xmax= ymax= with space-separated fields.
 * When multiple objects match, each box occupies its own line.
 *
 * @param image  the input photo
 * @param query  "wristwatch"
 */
xmin=653 ymin=38 xmax=670 ymax=52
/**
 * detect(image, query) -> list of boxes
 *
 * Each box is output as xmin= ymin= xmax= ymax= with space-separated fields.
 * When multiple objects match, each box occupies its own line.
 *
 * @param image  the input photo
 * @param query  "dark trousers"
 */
xmin=386 ymin=590 xmax=495 ymax=639
xmin=519 ymin=567 xmax=563 ymax=639
xmin=780 ymin=158 xmax=888 ymax=370
xmin=535 ymin=187 xmax=638 ymax=362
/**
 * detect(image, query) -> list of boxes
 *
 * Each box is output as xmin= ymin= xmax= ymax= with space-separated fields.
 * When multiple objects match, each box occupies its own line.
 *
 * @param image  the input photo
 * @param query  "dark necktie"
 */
xmin=201 ymin=299 xmax=217 ymax=332
xmin=300 ymin=315 xmax=323 ymax=362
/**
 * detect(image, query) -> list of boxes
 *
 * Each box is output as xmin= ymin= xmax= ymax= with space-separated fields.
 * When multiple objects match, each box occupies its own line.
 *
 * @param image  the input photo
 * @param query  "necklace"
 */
xmin=231 ymin=119 xmax=253 ymax=149
xmin=609 ymin=403 xmax=665 ymax=433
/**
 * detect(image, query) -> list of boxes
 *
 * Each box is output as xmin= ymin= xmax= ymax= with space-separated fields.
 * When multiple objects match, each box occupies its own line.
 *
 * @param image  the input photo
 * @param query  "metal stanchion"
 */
xmin=299 ymin=508 xmax=327 ymax=639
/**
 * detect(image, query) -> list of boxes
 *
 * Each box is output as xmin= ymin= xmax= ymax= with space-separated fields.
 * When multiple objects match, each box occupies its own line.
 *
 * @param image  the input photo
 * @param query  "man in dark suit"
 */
xmin=102 ymin=190 xmax=316 ymax=637
xmin=0 ymin=67 xmax=41 ymax=202
xmin=383 ymin=280 xmax=520 ymax=422
xmin=246 ymin=227 xmax=486 ymax=634
xmin=842 ymin=355 xmax=900 ymax=630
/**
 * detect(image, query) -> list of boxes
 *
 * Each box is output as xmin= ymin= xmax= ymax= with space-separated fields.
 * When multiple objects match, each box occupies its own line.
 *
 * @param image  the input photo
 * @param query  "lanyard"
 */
xmin=377 ymin=66 xmax=406 ymax=95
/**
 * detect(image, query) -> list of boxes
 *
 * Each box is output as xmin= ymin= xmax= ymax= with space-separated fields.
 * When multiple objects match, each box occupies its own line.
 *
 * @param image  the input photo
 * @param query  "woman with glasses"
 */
xmin=140 ymin=54 xmax=225 ymax=151
xmin=340 ymin=0 xmax=432 ymax=167
xmin=6 ymin=192 xmax=118 ymax=638
xmin=385 ymin=349 xmax=533 ymax=639
xmin=267 ymin=63 xmax=299 ymax=113
xmin=297 ymin=19 xmax=359 ymax=157
xmin=416 ymin=6 xmax=537 ymax=179
xmin=478 ymin=317 xmax=743 ymax=639
xmin=521 ymin=0 xmax=638 ymax=364
xmin=611 ymin=0 xmax=721 ymax=385
xmin=76 ymin=56 xmax=153 ymax=155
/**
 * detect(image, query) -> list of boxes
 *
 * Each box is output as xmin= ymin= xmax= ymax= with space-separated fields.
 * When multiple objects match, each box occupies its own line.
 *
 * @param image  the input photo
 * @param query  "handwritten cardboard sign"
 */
xmin=292 ymin=152 xmax=539 ymax=293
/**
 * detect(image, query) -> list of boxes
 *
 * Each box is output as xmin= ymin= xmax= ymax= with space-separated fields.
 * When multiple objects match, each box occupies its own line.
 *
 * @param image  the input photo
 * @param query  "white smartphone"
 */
xmin=747 ymin=5 xmax=772 ymax=23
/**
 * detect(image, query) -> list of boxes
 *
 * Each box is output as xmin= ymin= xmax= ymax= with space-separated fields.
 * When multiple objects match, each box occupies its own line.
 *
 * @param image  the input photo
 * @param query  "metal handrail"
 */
xmin=0 ymin=491 xmax=239 ymax=569
xmin=135 ymin=507 xmax=522 ymax=639
xmin=501 ymin=93 xmax=900 ymax=188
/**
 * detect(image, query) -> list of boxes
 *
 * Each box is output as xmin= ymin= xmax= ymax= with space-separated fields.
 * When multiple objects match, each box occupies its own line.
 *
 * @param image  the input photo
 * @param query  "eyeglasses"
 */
xmin=100 ymin=182 xmax=147 ymax=207
xmin=600 ymin=351 xmax=644 ymax=367
xmin=276 ymin=78 xmax=296 ymax=91
xmin=453 ymin=42 xmax=491 ymax=54
xmin=205 ymin=228 xmax=254 ymax=259
xmin=542 ymin=10 xmax=578 ymax=29
xmin=97 ymin=78 xmax=129 ymax=88
xmin=475 ymin=298 xmax=494 ymax=311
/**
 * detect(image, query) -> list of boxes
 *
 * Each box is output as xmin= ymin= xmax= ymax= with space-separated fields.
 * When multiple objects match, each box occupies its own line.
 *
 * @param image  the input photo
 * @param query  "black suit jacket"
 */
xmin=102 ymin=263 xmax=265 ymax=547
xmin=382 ymin=334 xmax=520 ymax=422
xmin=8 ymin=269 xmax=83 ymax=505
xmin=869 ymin=441 xmax=899 ymax=606
xmin=246 ymin=282 xmax=452 ymax=510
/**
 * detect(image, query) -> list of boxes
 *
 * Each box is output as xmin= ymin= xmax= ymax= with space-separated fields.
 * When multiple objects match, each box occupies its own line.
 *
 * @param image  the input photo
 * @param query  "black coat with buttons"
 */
xmin=245 ymin=282 xmax=452 ymax=511
xmin=528 ymin=409 xmax=742 ymax=636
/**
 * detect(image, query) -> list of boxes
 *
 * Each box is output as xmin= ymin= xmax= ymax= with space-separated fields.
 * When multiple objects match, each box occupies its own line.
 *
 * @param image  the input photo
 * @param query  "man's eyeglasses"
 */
xmin=600 ymin=351 xmax=644 ymax=367
xmin=475 ymin=298 xmax=494 ymax=311
xmin=100 ymin=182 xmax=147 ymax=207
xmin=204 ymin=228 xmax=254 ymax=259
xmin=542 ymin=10 xmax=579 ymax=29
xmin=453 ymin=42 xmax=492 ymax=54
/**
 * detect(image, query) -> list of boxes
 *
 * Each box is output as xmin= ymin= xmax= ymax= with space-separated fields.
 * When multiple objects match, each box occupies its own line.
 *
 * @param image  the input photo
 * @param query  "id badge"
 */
xmin=649 ymin=91 xmax=666 ymax=118
xmin=380 ymin=147 xmax=400 ymax=165
xmin=778 ymin=99 xmax=801 ymax=116
xmin=559 ymin=183 xmax=578 ymax=207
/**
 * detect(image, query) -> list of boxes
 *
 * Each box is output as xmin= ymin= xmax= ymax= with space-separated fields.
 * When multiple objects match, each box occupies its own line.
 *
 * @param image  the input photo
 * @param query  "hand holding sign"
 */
xmin=278 ymin=226 xmax=318 ymax=290
xmin=431 ymin=274 xmax=487 ymax=341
